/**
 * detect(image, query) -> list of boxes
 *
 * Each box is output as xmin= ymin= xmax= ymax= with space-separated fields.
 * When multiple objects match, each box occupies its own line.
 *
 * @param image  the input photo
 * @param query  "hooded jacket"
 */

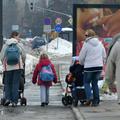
xmin=32 ymin=59 xmax=57 ymax=86
xmin=79 ymin=37 xmax=106 ymax=71
xmin=0 ymin=38 xmax=26 ymax=71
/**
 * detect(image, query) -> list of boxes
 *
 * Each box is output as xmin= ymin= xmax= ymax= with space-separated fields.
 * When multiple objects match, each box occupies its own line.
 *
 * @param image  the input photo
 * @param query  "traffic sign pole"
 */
xmin=57 ymin=33 xmax=59 ymax=49
xmin=46 ymin=33 xmax=48 ymax=51
xmin=54 ymin=18 xmax=62 ymax=49
xmin=54 ymin=24 xmax=62 ymax=49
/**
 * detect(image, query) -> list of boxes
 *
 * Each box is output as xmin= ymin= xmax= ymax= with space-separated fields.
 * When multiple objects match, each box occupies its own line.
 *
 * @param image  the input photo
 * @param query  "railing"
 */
xmin=53 ymin=62 xmax=71 ymax=92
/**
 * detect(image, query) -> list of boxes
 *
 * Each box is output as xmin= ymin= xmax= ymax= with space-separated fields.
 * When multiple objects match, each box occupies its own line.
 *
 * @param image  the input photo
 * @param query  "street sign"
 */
xmin=55 ymin=17 xmax=62 ymax=24
xmin=43 ymin=25 xmax=51 ymax=33
xmin=68 ymin=17 xmax=73 ymax=25
xmin=55 ymin=24 xmax=62 ymax=33
xmin=44 ymin=18 xmax=51 ymax=25
xmin=12 ymin=25 xmax=19 ymax=31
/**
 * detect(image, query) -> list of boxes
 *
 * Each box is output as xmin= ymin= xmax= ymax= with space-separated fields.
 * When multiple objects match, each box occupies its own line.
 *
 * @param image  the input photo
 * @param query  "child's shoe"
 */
xmin=41 ymin=102 xmax=45 ymax=107
xmin=12 ymin=102 xmax=17 ymax=107
xmin=45 ymin=102 xmax=49 ymax=105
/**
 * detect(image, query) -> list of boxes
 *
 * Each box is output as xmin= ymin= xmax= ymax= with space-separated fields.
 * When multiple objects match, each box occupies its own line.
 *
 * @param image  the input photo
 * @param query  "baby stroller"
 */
xmin=1 ymin=67 xmax=27 ymax=106
xmin=62 ymin=73 xmax=74 ymax=106
xmin=62 ymin=57 xmax=86 ymax=107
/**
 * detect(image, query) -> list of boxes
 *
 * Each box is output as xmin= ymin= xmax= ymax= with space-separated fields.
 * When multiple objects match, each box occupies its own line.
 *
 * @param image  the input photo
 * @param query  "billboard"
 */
xmin=73 ymin=4 xmax=120 ymax=56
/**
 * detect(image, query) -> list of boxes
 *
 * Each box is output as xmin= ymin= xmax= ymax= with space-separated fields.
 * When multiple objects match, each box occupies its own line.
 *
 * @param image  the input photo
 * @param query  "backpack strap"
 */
xmin=48 ymin=64 xmax=53 ymax=71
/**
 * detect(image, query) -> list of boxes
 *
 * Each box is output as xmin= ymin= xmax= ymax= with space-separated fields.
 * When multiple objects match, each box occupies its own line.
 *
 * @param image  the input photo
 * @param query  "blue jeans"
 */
xmin=4 ymin=70 xmax=22 ymax=103
xmin=71 ymin=82 xmax=77 ymax=100
xmin=83 ymin=71 xmax=101 ymax=103
xmin=40 ymin=85 xmax=49 ymax=103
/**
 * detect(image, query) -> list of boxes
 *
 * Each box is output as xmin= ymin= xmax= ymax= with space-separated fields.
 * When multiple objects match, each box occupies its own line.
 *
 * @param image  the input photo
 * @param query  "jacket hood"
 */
xmin=85 ymin=37 xmax=100 ymax=47
xmin=107 ymin=33 xmax=120 ymax=58
xmin=39 ymin=59 xmax=51 ymax=66
xmin=6 ymin=38 xmax=18 ymax=45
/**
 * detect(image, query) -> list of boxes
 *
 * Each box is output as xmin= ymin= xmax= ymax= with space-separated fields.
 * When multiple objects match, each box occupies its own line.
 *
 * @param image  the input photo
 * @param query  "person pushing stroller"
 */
xmin=0 ymin=31 xmax=26 ymax=107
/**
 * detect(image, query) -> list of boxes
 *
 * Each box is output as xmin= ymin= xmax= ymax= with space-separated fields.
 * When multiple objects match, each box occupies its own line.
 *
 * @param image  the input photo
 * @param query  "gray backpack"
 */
xmin=5 ymin=43 xmax=20 ymax=65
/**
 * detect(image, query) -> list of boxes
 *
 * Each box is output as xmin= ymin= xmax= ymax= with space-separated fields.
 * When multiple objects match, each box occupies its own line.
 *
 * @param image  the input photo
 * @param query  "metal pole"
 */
xmin=57 ymin=33 xmax=59 ymax=49
xmin=0 ymin=0 xmax=3 ymax=51
xmin=46 ymin=33 xmax=48 ymax=51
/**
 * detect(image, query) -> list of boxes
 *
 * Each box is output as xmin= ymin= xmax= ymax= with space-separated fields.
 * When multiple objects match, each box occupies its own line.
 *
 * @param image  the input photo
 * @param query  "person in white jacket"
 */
xmin=79 ymin=29 xmax=106 ymax=106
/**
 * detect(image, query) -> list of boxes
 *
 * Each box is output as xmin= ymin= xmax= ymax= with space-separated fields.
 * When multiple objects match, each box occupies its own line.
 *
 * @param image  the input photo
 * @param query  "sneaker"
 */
xmin=12 ymin=102 xmax=17 ymax=107
xmin=4 ymin=100 xmax=10 ymax=106
xmin=91 ymin=101 xmax=99 ymax=107
xmin=84 ymin=100 xmax=92 ymax=106
xmin=41 ymin=103 xmax=45 ymax=107
xmin=45 ymin=102 xmax=49 ymax=105
xmin=91 ymin=103 xmax=99 ymax=107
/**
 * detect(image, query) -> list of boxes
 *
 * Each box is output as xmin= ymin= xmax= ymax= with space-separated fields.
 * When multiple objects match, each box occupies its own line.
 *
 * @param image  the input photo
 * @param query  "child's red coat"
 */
xmin=32 ymin=59 xmax=57 ymax=87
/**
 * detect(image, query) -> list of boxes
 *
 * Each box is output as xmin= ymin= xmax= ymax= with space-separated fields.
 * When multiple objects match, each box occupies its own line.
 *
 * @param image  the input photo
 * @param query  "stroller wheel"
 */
xmin=72 ymin=98 xmax=78 ymax=107
xmin=20 ymin=97 xmax=27 ymax=106
xmin=62 ymin=97 xmax=68 ymax=106
xmin=1 ymin=98 xmax=6 ymax=105
xmin=67 ymin=96 xmax=73 ymax=105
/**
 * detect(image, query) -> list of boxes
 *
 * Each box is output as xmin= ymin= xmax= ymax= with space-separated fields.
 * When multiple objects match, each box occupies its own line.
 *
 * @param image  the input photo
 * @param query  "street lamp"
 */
xmin=0 ymin=0 xmax=3 ymax=51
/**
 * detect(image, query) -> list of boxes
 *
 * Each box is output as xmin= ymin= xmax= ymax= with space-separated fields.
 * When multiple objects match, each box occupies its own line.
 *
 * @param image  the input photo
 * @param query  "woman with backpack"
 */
xmin=32 ymin=53 xmax=57 ymax=107
xmin=0 ymin=31 xmax=26 ymax=107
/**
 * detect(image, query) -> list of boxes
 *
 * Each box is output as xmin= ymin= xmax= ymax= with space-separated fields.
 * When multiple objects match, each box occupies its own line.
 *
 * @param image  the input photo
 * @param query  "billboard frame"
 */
xmin=73 ymin=4 xmax=120 ymax=56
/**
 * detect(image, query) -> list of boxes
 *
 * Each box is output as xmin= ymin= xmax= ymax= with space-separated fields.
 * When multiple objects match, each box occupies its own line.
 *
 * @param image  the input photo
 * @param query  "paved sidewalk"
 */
xmin=73 ymin=100 xmax=120 ymax=120
xmin=0 ymin=82 xmax=75 ymax=120
xmin=60 ymin=78 xmax=120 ymax=120
xmin=0 ymin=73 xmax=75 ymax=120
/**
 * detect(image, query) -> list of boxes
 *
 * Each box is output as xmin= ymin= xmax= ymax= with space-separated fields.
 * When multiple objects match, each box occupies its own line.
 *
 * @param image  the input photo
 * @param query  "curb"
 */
xmin=60 ymin=79 xmax=85 ymax=120
xmin=71 ymin=106 xmax=85 ymax=120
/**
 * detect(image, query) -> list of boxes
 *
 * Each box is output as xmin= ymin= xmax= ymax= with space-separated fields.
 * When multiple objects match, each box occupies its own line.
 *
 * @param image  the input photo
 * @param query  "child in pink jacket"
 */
xmin=32 ymin=53 xmax=57 ymax=106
